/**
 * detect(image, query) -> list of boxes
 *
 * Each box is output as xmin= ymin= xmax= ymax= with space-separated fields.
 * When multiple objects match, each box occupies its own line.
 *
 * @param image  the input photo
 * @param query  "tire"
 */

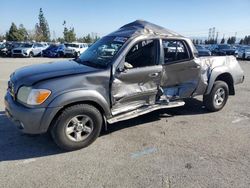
xmin=51 ymin=104 xmax=103 ymax=151
xmin=29 ymin=52 xmax=34 ymax=58
xmin=74 ymin=51 xmax=80 ymax=58
xmin=203 ymin=81 xmax=229 ymax=112
xmin=243 ymin=53 xmax=246 ymax=60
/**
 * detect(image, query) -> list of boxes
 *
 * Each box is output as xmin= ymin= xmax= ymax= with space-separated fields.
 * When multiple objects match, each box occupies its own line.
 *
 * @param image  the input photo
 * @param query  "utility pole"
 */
xmin=212 ymin=27 xmax=215 ymax=40
xmin=216 ymin=31 xmax=219 ymax=44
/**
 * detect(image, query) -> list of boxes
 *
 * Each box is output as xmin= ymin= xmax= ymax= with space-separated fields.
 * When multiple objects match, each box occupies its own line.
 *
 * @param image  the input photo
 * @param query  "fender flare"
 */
xmin=205 ymin=66 xmax=233 ymax=95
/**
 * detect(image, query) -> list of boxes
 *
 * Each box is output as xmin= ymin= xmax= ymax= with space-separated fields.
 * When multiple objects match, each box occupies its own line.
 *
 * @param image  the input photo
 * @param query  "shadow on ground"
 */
xmin=0 ymin=98 xmax=207 ymax=162
xmin=104 ymin=98 xmax=208 ymax=135
xmin=0 ymin=111 xmax=63 ymax=162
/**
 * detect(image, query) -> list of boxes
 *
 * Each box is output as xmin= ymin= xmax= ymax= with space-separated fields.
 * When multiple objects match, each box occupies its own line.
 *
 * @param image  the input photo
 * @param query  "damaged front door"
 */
xmin=111 ymin=39 xmax=162 ymax=115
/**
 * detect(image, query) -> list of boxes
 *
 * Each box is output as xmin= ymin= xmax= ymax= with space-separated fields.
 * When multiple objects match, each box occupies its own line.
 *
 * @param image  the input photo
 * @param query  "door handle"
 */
xmin=149 ymin=72 xmax=159 ymax=78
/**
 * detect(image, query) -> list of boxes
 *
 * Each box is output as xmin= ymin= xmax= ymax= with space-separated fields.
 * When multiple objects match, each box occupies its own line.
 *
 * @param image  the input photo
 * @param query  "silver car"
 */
xmin=237 ymin=46 xmax=250 ymax=60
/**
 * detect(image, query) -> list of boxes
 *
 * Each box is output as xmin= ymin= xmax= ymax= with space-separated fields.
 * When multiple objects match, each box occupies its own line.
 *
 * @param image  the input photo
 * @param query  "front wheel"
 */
xmin=29 ymin=52 xmax=34 ymax=58
xmin=203 ymin=81 xmax=229 ymax=112
xmin=51 ymin=104 xmax=103 ymax=151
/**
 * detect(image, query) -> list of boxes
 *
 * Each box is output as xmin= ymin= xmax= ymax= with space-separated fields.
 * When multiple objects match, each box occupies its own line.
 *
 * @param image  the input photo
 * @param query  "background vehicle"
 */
xmin=42 ymin=44 xmax=65 ymax=57
xmin=211 ymin=44 xmax=236 ymax=56
xmin=64 ymin=43 xmax=88 ymax=57
xmin=12 ymin=43 xmax=48 ymax=57
xmin=195 ymin=45 xmax=212 ymax=56
xmin=0 ymin=42 xmax=22 ymax=57
xmin=237 ymin=46 xmax=250 ymax=60
xmin=5 ymin=20 xmax=244 ymax=151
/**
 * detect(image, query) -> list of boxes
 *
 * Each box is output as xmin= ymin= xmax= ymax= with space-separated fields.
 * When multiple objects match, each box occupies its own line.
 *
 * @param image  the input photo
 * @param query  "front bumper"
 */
xmin=12 ymin=52 xmax=29 ymax=57
xmin=4 ymin=92 xmax=47 ymax=134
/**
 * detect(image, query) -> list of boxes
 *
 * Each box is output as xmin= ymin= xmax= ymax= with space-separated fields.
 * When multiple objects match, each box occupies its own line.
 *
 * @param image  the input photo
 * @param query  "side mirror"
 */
xmin=117 ymin=62 xmax=133 ymax=73
xmin=124 ymin=62 xmax=133 ymax=69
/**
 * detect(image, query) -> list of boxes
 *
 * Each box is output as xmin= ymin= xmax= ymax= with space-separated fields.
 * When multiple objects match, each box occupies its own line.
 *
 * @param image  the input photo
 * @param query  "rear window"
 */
xmin=163 ymin=40 xmax=190 ymax=64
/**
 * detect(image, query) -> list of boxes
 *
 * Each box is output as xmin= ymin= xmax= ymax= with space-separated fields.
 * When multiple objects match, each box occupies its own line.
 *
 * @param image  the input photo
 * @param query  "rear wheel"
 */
xmin=203 ymin=81 xmax=229 ymax=112
xmin=51 ymin=104 xmax=103 ymax=151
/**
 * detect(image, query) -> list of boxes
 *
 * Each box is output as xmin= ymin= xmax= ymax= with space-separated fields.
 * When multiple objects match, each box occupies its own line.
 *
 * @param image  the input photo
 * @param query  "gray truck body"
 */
xmin=5 ymin=20 xmax=244 ymax=134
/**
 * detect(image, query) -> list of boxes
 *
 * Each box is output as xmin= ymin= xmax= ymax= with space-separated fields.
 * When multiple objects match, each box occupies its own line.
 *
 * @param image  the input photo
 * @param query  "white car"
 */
xmin=12 ymin=43 xmax=48 ymax=57
xmin=64 ymin=43 xmax=88 ymax=57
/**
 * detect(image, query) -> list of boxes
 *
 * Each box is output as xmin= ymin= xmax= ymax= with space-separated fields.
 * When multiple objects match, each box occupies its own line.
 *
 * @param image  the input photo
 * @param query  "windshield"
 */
xmin=65 ymin=43 xmax=79 ymax=48
xmin=0 ymin=43 xmax=5 ymax=48
xmin=195 ymin=45 xmax=204 ymax=50
xmin=77 ymin=36 xmax=127 ymax=68
xmin=47 ymin=45 xmax=58 ymax=50
xmin=219 ymin=45 xmax=231 ymax=49
xmin=20 ymin=43 xmax=33 ymax=48
xmin=245 ymin=47 xmax=250 ymax=52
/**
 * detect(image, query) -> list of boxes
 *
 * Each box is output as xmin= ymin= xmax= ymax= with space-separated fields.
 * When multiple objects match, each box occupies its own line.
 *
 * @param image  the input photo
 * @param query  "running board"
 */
xmin=107 ymin=101 xmax=185 ymax=124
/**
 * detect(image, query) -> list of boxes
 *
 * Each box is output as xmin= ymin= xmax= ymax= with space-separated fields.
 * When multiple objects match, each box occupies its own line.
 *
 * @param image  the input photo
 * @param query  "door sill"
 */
xmin=107 ymin=101 xmax=185 ymax=124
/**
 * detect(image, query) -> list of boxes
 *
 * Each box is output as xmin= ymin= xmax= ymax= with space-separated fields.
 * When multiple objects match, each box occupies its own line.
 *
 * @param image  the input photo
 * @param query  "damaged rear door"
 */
xmin=160 ymin=39 xmax=201 ymax=98
xmin=111 ymin=39 xmax=162 ymax=115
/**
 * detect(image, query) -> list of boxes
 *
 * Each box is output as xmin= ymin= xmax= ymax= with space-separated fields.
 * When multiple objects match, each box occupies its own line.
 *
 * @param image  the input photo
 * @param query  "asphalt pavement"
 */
xmin=0 ymin=57 xmax=250 ymax=188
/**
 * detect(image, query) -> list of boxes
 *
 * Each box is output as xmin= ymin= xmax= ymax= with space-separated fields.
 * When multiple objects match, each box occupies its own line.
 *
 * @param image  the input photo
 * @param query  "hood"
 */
xmin=198 ymin=49 xmax=210 ymax=53
xmin=11 ymin=60 xmax=99 ymax=90
xmin=65 ymin=47 xmax=77 ymax=50
xmin=43 ymin=47 xmax=58 ymax=52
xmin=221 ymin=49 xmax=235 ymax=52
xmin=13 ymin=47 xmax=31 ymax=51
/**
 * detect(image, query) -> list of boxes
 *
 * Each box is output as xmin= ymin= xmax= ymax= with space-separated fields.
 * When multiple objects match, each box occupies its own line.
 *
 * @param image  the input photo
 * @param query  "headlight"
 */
xmin=17 ymin=86 xmax=51 ymax=105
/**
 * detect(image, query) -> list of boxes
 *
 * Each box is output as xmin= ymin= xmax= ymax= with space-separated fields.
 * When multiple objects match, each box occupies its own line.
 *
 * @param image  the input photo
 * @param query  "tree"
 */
xmin=18 ymin=24 xmax=28 ymax=41
xmin=6 ymin=23 xmax=20 ymax=41
xmin=0 ymin=34 xmax=6 ymax=41
xmin=63 ymin=21 xmax=76 ymax=42
xmin=220 ymin=38 xmax=225 ymax=44
xmin=34 ymin=8 xmax=50 ymax=41
xmin=77 ymin=33 xmax=100 ymax=43
xmin=227 ymin=36 xmax=236 ymax=44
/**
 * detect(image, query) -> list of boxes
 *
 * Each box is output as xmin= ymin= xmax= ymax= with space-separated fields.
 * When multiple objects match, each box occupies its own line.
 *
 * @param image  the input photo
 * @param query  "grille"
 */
xmin=13 ymin=50 xmax=22 ymax=53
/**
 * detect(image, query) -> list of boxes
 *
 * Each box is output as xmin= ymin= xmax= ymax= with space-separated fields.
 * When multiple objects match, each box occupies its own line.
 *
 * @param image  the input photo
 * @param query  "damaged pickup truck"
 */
xmin=5 ymin=20 xmax=244 ymax=150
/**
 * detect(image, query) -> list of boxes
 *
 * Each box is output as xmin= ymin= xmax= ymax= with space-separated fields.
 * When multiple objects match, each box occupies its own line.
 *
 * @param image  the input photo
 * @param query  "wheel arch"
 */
xmin=215 ymin=73 xmax=235 ymax=95
xmin=40 ymin=90 xmax=111 ymax=133
xmin=205 ymin=68 xmax=235 ymax=95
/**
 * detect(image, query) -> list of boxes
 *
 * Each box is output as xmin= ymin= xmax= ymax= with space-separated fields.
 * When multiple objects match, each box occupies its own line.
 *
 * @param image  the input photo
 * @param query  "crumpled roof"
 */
xmin=108 ymin=20 xmax=182 ymax=38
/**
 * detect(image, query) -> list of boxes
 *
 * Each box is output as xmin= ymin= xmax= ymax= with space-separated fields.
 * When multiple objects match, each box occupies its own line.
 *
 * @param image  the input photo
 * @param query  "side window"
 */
xmin=163 ymin=40 xmax=190 ymax=64
xmin=125 ymin=40 xmax=157 ymax=68
xmin=36 ymin=43 xmax=43 ymax=47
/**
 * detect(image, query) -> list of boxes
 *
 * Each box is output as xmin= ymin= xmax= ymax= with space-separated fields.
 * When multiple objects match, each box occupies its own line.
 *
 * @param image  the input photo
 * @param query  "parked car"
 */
xmin=12 ymin=43 xmax=47 ymax=57
xmin=0 ymin=42 xmax=22 ymax=57
xmin=64 ymin=43 xmax=88 ymax=57
xmin=211 ymin=44 xmax=236 ymax=56
xmin=237 ymin=46 xmax=250 ymax=60
xmin=195 ymin=45 xmax=211 ymax=56
xmin=5 ymin=20 xmax=244 ymax=151
xmin=42 ymin=44 xmax=65 ymax=57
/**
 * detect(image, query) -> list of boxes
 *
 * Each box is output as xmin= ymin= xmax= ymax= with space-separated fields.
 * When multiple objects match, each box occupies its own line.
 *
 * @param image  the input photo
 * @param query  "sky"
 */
xmin=1 ymin=0 xmax=250 ymax=40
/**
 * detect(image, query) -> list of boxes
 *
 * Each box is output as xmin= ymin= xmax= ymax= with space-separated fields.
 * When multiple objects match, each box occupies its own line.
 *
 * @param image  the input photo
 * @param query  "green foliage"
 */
xmin=62 ymin=21 xmax=76 ymax=42
xmin=77 ymin=33 xmax=100 ymax=43
xmin=35 ymin=8 xmax=50 ymax=41
xmin=0 ymin=35 xmax=5 ymax=41
xmin=6 ymin=23 xmax=28 ymax=41
xmin=227 ymin=36 xmax=236 ymax=44
xmin=204 ymin=39 xmax=217 ymax=44
xmin=220 ymin=38 xmax=225 ymax=44
xmin=239 ymin=35 xmax=250 ymax=45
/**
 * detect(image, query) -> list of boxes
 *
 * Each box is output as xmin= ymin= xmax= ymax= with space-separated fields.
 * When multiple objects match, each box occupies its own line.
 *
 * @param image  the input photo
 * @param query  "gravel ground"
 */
xmin=0 ymin=57 xmax=250 ymax=188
